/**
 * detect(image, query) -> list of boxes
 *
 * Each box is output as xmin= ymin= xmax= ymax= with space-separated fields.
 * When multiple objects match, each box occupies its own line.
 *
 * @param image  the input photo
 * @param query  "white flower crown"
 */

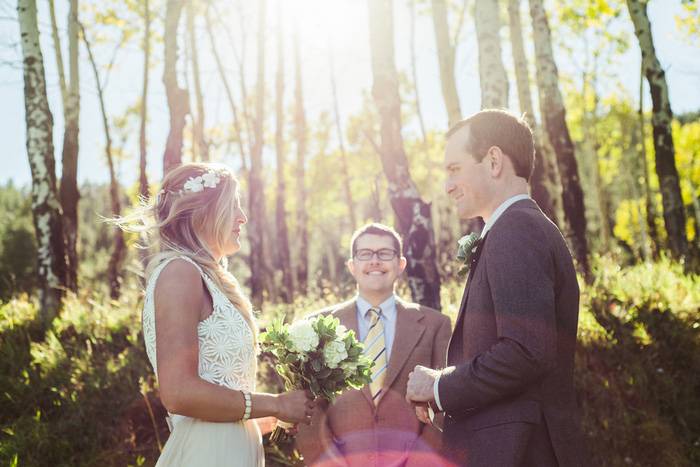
xmin=155 ymin=169 xmax=225 ymax=205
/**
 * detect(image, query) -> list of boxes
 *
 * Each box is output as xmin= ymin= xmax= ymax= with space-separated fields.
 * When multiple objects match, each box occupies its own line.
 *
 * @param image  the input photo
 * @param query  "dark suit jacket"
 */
xmin=439 ymin=199 xmax=590 ymax=466
xmin=296 ymin=297 xmax=452 ymax=467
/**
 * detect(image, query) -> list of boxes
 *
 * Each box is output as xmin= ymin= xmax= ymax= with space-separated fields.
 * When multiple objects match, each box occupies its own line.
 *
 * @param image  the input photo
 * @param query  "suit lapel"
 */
xmin=380 ymin=299 xmax=425 ymax=395
xmin=334 ymin=299 xmax=377 ymax=406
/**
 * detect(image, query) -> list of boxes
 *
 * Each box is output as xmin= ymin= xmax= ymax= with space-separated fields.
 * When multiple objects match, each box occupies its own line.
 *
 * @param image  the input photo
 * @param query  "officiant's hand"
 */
xmin=276 ymin=389 xmax=315 ymax=425
xmin=406 ymin=365 xmax=439 ymax=406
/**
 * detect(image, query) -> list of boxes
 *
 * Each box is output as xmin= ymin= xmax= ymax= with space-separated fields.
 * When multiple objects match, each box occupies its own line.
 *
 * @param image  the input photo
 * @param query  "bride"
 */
xmin=117 ymin=162 xmax=314 ymax=465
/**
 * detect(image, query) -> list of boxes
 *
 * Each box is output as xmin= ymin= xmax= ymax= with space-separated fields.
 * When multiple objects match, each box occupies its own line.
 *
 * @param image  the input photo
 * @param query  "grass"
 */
xmin=1 ymin=257 xmax=698 ymax=466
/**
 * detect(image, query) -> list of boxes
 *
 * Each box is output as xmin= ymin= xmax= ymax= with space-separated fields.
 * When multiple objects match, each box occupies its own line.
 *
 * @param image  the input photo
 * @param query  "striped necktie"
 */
xmin=363 ymin=307 xmax=387 ymax=403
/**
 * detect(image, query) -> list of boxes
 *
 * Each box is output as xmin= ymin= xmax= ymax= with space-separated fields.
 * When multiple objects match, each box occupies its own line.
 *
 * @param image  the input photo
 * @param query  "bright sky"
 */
xmin=0 ymin=0 xmax=698 ymax=188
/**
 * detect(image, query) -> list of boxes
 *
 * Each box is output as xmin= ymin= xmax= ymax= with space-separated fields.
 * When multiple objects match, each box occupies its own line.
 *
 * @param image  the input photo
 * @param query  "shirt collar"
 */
xmin=356 ymin=294 xmax=397 ymax=321
xmin=481 ymin=194 xmax=531 ymax=238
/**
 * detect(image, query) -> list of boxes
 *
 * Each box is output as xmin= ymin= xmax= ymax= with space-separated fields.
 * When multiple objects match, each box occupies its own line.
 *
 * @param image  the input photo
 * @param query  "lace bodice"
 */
xmin=142 ymin=256 xmax=257 ymax=393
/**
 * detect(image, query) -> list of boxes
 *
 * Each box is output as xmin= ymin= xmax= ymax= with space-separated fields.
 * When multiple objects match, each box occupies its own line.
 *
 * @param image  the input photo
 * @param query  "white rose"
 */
xmin=288 ymin=320 xmax=319 ymax=353
xmin=336 ymin=324 xmax=348 ymax=337
xmin=323 ymin=340 xmax=348 ymax=369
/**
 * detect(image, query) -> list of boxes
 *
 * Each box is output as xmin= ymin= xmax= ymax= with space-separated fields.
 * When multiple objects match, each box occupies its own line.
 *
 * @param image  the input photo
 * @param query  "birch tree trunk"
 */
xmin=139 ymin=0 xmax=150 ymax=199
xmin=529 ymin=0 xmax=590 ymax=280
xmin=163 ymin=0 xmax=189 ymax=173
xmin=19 ymin=0 xmax=67 ymax=325
xmin=294 ymin=19 xmax=309 ymax=295
xmin=275 ymin=3 xmax=293 ymax=303
xmin=368 ymin=0 xmax=441 ymax=310
xmin=248 ymin=0 xmax=269 ymax=308
xmin=627 ymin=0 xmax=692 ymax=266
xmin=329 ymin=44 xmax=357 ymax=229
xmin=506 ymin=0 xmax=558 ymax=225
xmin=431 ymin=0 xmax=461 ymax=126
xmin=82 ymin=25 xmax=125 ymax=300
xmin=475 ymin=0 xmax=508 ymax=108
xmin=187 ymin=4 xmax=208 ymax=162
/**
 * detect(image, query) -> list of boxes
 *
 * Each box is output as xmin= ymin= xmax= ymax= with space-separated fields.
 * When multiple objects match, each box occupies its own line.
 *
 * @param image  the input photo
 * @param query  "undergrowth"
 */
xmin=1 ymin=256 xmax=698 ymax=466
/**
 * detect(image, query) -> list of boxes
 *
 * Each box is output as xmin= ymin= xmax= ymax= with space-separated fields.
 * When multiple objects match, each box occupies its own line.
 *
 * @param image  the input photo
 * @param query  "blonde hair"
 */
xmin=114 ymin=162 xmax=257 ymax=338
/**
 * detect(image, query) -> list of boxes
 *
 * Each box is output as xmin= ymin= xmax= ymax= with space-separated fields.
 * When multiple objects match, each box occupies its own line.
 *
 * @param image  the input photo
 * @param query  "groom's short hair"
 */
xmin=446 ymin=109 xmax=535 ymax=182
xmin=350 ymin=223 xmax=404 ymax=258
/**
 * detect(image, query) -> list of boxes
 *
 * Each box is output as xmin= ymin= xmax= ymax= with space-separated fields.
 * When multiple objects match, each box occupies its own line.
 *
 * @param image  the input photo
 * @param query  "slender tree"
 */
xmin=639 ymin=68 xmax=660 ymax=259
xmin=294 ymin=17 xmax=309 ymax=295
xmin=248 ymin=0 xmax=269 ymax=307
xmin=431 ymin=0 xmax=462 ymax=126
xmin=475 ymin=0 xmax=508 ymax=108
xmin=529 ymin=0 xmax=590 ymax=280
xmin=48 ymin=0 xmax=80 ymax=292
xmin=627 ymin=0 xmax=692 ymax=266
xmin=163 ymin=0 xmax=189 ymax=173
xmin=187 ymin=2 xmax=209 ymax=161
xmin=18 ymin=0 xmax=67 ymax=325
xmin=368 ymin=0 xmax=441 ymax=310
xmin=275 ymin=2 xmax=294 ymax=302
xmin=81 ymin=23 xmax=126 ymax=300
xmin=139 ymin=0 xmax=150 ymax=199
xmin=205 ymin=6 xmax=248 ymax=173
xmin=506 ymin=0 xmax=558 ymax=225
xmin=329 ymin=41 xmax=357 ymax=230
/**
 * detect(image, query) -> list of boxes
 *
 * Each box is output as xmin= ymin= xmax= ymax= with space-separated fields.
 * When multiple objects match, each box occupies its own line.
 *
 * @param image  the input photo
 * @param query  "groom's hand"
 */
xmin=406 ymin=365 xmax=439 ymax=406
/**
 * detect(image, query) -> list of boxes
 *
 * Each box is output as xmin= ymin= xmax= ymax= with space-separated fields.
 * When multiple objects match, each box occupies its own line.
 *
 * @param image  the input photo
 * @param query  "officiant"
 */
xmin=296 ymin=223 xmax=451 ymax=466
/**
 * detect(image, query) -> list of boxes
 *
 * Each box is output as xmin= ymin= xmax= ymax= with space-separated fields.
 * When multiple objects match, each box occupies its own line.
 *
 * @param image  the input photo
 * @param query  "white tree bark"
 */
xmin=18 ymin=0 xmax=66 ymax=325
xmin=431 ymin=0 xmax=462 ymax=126
xmin=475 ymin=0 xmax=508 ymax=108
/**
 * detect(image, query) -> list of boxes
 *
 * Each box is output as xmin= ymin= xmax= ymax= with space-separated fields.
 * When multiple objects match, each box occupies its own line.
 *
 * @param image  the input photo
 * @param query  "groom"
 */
xmin=406 ymin=109 xmax=590 ymax=465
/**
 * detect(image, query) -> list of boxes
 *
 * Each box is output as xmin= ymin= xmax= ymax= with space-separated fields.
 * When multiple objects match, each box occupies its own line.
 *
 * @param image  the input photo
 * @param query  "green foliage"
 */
xmin=3 ymin=257 xmax=698 ymax=465
xmin=577 ymin=255 xmax=700 ymax=465
xmin=0 ymin=183 xmax=37 ymax=302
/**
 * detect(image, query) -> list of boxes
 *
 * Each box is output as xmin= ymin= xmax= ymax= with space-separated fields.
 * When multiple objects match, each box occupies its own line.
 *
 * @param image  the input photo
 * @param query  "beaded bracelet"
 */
xmin=240 ymin=389 xmax=252 ymax=423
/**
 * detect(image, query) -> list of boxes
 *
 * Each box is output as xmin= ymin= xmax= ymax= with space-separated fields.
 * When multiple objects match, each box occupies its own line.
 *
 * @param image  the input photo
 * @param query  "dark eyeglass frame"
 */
xmin=354 ymin=248 xmax=399 ymax=261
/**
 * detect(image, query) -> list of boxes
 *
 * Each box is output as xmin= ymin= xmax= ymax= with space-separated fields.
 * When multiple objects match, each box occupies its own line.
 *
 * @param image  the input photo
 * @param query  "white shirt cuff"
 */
xmin=433 ymin=374 xmax=443 ymax=412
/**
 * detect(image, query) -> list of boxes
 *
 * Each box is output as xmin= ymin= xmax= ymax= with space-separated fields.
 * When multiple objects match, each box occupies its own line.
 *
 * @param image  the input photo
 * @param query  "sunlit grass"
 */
xmin=1 ymin=257 xmax=699 ymax=465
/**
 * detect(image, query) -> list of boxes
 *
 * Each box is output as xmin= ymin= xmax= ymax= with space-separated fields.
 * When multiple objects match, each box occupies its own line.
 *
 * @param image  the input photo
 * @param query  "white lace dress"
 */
xmin=142 ymin=256 xmax=263 ymax=466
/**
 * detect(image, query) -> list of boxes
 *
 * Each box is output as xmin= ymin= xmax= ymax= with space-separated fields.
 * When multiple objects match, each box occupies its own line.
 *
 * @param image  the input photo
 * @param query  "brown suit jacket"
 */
xmin=296 ymin=296 xmax=452 ymax=467
xmin=439 ymin=199 xmax=590 ymax=465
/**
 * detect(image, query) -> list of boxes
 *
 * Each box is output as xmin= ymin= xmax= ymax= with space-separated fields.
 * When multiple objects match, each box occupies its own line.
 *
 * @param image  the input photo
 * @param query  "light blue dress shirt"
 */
xmin=356 ymin=294 xmax=397 ymax=362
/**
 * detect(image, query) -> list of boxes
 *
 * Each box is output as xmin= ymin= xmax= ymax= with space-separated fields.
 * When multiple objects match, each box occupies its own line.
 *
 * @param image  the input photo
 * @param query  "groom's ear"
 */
xmin=348 ymin=258 xmax=355 ymax=275
xmin=487 ymin=146 xmax=505 ymax=176
xmin=398 ymin=256 xmax=407 ymax=274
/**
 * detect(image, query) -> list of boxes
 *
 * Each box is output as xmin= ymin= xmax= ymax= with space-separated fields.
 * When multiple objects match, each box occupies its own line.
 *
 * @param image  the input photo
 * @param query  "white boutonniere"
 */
xmin=456 ymin=232 xmax=483 ymax=277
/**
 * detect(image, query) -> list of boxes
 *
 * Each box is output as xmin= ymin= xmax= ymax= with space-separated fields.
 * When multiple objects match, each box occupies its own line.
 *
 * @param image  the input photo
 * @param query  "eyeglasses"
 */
xmin=354 ymin=248 xmax=398 ymax=261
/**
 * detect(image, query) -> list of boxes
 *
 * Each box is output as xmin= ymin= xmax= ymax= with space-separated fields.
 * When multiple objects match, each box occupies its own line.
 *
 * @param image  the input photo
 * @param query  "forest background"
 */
xmin=1 ymin=0 xmax=699 ymax=465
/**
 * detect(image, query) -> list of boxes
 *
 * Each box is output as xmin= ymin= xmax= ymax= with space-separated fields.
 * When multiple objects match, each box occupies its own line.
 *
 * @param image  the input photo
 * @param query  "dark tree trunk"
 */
xmin=294 ymin=19 xmax=309 ymax=295
xmin=627 ymin=0 xmax=692 ymax=268
xmin=60 ymin=0 xmax=79 ymax=292
xmin=530 ymin=0 xmax=590 ymax=280
xmin=139 ymin=0 xmax=150 ymax=199
xmin=248 ymin=0 xmax=269 ymax=308
xmin=368 ymin=0 xmax=441 ymax=310
xmin=275 ymin=3 xmax=294 ymax=303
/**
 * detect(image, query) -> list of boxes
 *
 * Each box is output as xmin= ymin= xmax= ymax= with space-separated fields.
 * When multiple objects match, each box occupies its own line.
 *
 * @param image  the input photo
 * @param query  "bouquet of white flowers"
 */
xmin=258 ymin=314 xmax=374 ymax=443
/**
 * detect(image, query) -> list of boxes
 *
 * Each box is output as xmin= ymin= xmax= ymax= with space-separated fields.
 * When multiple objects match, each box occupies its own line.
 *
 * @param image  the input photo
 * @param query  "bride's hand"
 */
xmin=275 ymin=389 xmax=315 ymax=425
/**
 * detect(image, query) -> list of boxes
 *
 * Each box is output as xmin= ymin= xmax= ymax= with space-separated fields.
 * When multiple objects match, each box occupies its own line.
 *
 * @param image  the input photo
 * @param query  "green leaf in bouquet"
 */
xmin=311 ymin=359 xmax=321 ymax=372
xmin=315 ymin=368 xmax=332 ymax=379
